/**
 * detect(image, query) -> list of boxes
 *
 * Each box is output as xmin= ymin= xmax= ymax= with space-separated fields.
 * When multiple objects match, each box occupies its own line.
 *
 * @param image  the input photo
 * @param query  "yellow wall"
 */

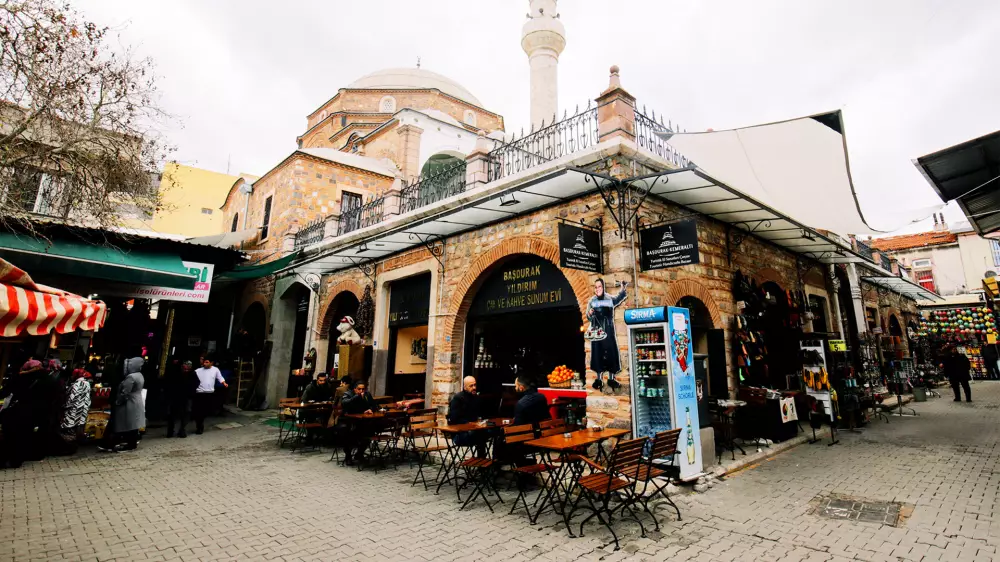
xmin=393 ymin=325 xmax=429 ymax=375
xmin=146 ymin=163 xmax=240 ymax=237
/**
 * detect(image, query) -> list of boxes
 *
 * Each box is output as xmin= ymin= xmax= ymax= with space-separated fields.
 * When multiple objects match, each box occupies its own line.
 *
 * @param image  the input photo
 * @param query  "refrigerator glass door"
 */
xmin=630 ymin=323 xmax=673 ymax=441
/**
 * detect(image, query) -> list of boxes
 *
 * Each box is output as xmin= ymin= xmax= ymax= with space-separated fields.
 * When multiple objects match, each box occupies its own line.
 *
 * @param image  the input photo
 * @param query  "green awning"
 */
xmin=217 ymin=251 xmax=301 ymax=280
xmin=0 ymin=232 xmax=197 ymax=289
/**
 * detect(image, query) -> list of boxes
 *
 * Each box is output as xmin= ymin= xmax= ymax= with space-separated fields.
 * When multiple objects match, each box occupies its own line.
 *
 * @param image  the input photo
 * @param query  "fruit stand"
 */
xmin=540 ymin=365 xmax=587 ymax=425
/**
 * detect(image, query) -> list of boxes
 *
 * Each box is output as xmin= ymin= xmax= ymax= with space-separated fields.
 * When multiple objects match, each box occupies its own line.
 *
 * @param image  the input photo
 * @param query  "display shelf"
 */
xmin=635 ymin=343 xmax=666 ymax=348
xmin=637 ymin=359 xmax=667 ymax=363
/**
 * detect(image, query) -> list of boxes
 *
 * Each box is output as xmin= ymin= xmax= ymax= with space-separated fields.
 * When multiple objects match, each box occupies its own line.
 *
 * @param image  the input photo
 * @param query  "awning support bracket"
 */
xmin=408 ymin=233 xmax=445 ymax=270
xmin=570 ymin=167 xmax=665 ymax=239
xmin=345 ymin=257 xmax=378 ymax=286
xmin=725 ymin=219 xmax=773 ymax=265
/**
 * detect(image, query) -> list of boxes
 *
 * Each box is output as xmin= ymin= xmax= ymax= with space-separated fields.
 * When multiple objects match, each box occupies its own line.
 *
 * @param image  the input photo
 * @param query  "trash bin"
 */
xmin=913 ymin=387 xmax=927 ymax=402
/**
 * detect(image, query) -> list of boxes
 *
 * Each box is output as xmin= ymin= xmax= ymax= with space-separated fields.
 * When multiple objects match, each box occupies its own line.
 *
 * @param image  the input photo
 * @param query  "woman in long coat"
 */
xmin=587 ymin=278 xmax=628 ymax=391
xmin=99 ymin=357 xmax=145 ymax=452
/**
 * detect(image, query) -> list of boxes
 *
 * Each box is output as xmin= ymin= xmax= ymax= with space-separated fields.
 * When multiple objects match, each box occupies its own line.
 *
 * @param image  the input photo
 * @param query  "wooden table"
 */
xmin=434 ymin=418 xmax=512 ymax=497
xmin=525 ymin=428 xmax=630 ymax=533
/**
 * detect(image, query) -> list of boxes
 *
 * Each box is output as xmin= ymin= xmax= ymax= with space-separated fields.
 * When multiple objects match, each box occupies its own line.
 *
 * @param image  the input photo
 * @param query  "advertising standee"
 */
xmin=667 ymin=306 xmax=703 ymax=480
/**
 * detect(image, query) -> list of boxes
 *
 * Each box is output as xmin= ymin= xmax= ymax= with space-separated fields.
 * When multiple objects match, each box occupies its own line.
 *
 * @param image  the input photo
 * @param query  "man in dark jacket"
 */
xmin=341 ymin=381 xmax=378 ymax=414
xmin=941 ymin=346 xmax=972 ymax=402
xmin=302 ymin=373 xmax=334 ymax=403
xmin=341 ymin=381 xmax=378 ymax=464
xmin=165 ymin=360 xmax=198 ymax=438
xmin=447 ymin=377 xmax=481 ymax=424
xmin=514 ymin=374 xmax=551 ymax=426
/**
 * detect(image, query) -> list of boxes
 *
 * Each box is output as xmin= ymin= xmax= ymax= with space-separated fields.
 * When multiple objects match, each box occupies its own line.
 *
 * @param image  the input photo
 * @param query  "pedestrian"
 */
xmin=0 ymin=360 xmax=45 ymax=468
xmin=165 ymin=360 xmax=198 ymax=438
xmin=586 ymin=278 xmax=628 ymax=392
xmin=193 ymin=357 xmax=228 ymax=435
xmin=940 ymin=345 xmax=972 ymax=402
xmin=99 ymin=357 xmax=146 ymax=453
xmin=59 ymin=369 xmax=92 ymax=455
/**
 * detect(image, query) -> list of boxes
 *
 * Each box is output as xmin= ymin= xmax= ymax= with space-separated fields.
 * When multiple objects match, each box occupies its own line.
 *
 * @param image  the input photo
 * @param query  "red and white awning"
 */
xmin=0 ymin=258 xmax=107 ymax=337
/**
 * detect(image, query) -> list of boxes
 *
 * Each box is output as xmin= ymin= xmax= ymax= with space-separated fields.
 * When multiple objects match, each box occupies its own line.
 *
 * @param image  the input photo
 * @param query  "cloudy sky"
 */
xmin=74 ymin=0 xmax=1000 ymax=235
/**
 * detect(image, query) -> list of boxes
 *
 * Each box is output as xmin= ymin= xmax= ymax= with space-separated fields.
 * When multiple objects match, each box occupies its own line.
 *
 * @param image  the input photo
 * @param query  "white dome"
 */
xmin=347 ymin=68 xmax=482 ymax=107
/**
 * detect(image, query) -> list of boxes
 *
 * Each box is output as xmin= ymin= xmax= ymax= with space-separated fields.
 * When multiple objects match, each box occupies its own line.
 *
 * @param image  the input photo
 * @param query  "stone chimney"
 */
xmin=522 ymin=0 xmax=566 ymax=129
xmin=933 ymin=212 xmax=948 ymax=232
xmin=596 ymin=65 xmax=636 ymax=143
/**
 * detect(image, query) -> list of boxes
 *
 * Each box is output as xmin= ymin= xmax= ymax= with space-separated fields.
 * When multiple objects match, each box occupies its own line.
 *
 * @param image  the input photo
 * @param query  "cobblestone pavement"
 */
xmin=2 ymin=383 xmax=999 ymax=561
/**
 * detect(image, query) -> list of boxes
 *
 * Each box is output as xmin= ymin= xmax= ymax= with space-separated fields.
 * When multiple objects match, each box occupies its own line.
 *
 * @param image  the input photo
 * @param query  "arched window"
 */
xmin=231 ymin=213 xmax=240 ymax=232
xmin=379 ymin=96 xmax=396 ymax=113
xmin=463 ymin=110 xmax=477 ymax=127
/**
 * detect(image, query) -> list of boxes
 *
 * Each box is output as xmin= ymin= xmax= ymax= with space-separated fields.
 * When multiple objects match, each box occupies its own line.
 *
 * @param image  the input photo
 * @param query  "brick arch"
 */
xmin=754 ymin=267 xmax=786 ymax=287
xmin=443 ymin=237 xmax=594 ymax=357
xmin=317 ymin=280 xmax=363 ymax=339
xmin=664 ymin=279 xmax=724 ymax=329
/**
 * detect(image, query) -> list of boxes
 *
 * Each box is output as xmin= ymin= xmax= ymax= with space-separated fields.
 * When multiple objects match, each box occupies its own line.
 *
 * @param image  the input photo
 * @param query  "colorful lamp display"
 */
xmin=917 ymin=307 xmax=996 ymax=341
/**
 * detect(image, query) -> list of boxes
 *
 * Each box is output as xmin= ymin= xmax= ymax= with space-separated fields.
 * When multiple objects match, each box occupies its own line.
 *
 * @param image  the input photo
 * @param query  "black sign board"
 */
xmin=558 ymin=223 xmax=602 ymax=273
xmin=469 ymin=255 xmax=575 ymax=318
xmin=388 ymin=273 xmax=431 ymax=326
xmin=639 ymin=219 xmax=700 ymax=271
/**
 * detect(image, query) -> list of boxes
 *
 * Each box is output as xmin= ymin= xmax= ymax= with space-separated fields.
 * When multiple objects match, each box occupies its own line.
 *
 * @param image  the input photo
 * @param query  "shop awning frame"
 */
xmin=0 ymin=258 xmax=107 ymax=337
xmin=860 ymin=275 xmax=943 ymax=303
xmin=914 ymin=130 xmax=1000 ymax=235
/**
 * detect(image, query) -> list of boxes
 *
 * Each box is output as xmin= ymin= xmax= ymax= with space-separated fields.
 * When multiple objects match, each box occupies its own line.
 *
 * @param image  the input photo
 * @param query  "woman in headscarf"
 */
xmin=586 ymin=278 xmax=628 ymax=392
xmin=59 ymin=369 xmax=92 ymax=455
xmin=0 ymin=360 xmax=44 ymax=468
xmin=98 ymin=357 xmax=145 ymax=453
xmin=39 ymin=358 xmax=68 ymax=456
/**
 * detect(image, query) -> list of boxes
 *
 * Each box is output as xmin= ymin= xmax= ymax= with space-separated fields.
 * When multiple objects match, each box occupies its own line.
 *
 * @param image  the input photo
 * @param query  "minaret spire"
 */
xmin=522 ymin=0 xmax=566 ymax=129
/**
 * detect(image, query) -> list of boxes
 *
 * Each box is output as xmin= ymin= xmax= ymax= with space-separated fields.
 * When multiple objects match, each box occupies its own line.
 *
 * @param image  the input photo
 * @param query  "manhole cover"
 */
xmin=810 ymin=494 xmax=904 ymax=527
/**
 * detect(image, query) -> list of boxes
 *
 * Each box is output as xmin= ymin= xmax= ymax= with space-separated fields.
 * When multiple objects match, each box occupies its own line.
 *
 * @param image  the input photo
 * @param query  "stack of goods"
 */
xmin=546 ymin=365 xmax=575 ymax=388
xmin=734 ymin=315 xmax=767 ymax=385
xmin=957 ymin=345 xmax=987 ymax=379
xmin=916 ymin=307 xmax=996 ymax=342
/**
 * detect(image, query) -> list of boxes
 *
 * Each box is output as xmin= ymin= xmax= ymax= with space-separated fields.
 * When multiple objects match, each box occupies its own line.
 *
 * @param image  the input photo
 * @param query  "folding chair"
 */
xmin=402 ymin=409 xmax=438 ymax=466
xmin=290 ymin=404 xmax=332 ymax=453
xmin=410 ymin=413 xmax=448 ymax=490
xmin=458 ymin=453 xmax=502 ymax=513
xmin=501 ymin=424 xmax=555 ymax=522
xmin=623 ymin=428 xmax=682 ymax=531
xmin=368 ymin=414 xmax=404 ymax=472
xmin=567 ymin=437 xmax=648 ymax=551
xmin=276 ymin=398 xmax=299 ymax=446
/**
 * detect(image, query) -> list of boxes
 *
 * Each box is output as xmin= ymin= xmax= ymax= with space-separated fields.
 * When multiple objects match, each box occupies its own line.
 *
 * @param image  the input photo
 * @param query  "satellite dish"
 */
xmin=303 ymin=273 xmax=321 ymax=292
xmin=985 ymin=270 xmax=997 ymax=279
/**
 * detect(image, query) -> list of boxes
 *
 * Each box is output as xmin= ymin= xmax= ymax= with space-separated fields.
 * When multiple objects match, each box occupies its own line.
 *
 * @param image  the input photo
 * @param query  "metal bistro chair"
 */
xmin=409 ymin=413 xmax=449 ymax=490
xmin=502 ymin=423 xmax=556 ymax=523
xmin=623 ymin=428 xmax=682 ymax=531
xmin=368 ymin=413 xmax=405 ymax=473
xmin=276 ymin=398 xmax=299 ymax=446
xmin=402 ymin=408 xmax=439 ymax=466
xmin=568 ymin=437 xmax=649 ymax=551
xmin=290 ymin=404 xmax=333 ymax=453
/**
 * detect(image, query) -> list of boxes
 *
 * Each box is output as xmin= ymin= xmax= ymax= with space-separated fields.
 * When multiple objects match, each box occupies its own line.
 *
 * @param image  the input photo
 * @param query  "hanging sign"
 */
xmin=639 ymin=220 xmax=700 ymax=271
xmin=389 ymin=273 xmax=431 ymax=326
xmin=101 ymin=261 xmax=214 ymax=303
xmin=667 ymin=306 xmax=703 ymax=480
xmin=828 ymin=340 xmax=847 ymax=352
xmin=558 ymin=223 xmax=602 ymax=273
xmin=469 ymin=255 xmax=574 ymax=317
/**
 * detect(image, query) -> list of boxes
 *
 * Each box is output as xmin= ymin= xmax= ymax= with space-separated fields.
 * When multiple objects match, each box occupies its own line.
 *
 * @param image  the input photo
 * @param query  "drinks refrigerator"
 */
xmin=624 ymin=306 xmax=704 ymax=481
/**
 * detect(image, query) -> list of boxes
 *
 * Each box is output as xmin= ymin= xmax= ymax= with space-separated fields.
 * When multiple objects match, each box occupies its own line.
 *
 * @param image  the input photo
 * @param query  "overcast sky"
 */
xmin=74 ymin=0 xmax=1000 ymax=235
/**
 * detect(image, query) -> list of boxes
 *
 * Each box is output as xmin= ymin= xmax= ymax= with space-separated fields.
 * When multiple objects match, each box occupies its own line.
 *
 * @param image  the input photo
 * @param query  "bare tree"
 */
xmin=0 ymin=0 xmax=172 ymax=230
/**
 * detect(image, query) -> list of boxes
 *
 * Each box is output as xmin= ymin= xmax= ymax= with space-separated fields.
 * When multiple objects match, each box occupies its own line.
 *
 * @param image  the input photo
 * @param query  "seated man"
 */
xmin=513 ymin=374 xmax=551 ymax=426
xmin=340 ymin=381 xmax=379 ymax=464
xmin=448 ymin=376 xmax=486 ymax=457
xmin=301 ymin=373 xmax=333 ymax=403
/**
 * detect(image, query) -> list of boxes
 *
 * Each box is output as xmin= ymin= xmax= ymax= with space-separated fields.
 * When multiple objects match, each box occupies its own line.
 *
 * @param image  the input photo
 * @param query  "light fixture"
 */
xmin=499 ymin=193 xmax=520 ymax=207
xmin=356 ymin=243 xmax=369 ymax=254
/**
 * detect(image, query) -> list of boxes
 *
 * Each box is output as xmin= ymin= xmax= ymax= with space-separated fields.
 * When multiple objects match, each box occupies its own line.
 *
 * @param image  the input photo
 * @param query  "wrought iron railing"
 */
xmin=294 ymin=218 xmax=325 ymax=249
xmin=400 ymin=161 xmax=467 ymax=214
xmin=486 ymin=104 xmax=598 ymax=182
xmin=634 ymin=105 xmax=689 ymax=168
xmin=855 ymin=238 xmax=874 ymax=261
xmin=337 ymin=194 xmax=385 ymax=236
xmin=879 ymin=253 xmax=893 ymax=272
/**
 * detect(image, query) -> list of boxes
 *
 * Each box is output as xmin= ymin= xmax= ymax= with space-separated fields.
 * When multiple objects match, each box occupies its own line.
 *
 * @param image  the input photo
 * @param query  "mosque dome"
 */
xmin=347 ymin=68 xmax=482 ymax=107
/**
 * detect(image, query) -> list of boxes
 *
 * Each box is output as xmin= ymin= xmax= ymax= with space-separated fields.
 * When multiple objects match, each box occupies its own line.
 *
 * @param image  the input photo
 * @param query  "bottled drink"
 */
xmin=685 ymin=407 xmax=696 ymax=465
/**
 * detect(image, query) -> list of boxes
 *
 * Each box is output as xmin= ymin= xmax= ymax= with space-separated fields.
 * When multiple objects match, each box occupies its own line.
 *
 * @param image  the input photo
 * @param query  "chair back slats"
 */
xmin=649 ymin=428 xmax=682 ymax=461
xmin=501 ymin=423 xmax=536 ymax=444
xmin=539 ymin=426 xmax=567 ymax=438
xmin=278 ymin=398 xmax=299 ymax=407
xmin=538 ymin=419 xmax=565 ymax=430
xmin=608 ymin=437 xmax=648 ymax=474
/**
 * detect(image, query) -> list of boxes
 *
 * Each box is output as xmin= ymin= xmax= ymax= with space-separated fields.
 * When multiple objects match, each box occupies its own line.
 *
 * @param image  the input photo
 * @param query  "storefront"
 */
xmin=915 ymin=302 xmax=998 ymax=380
xmin=385 ymin=273 xmax=431 ymax=398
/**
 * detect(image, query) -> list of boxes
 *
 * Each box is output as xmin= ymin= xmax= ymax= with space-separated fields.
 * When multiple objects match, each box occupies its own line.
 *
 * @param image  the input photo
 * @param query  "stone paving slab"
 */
xmin=3 ymin=381 xmax=1000 ymax=561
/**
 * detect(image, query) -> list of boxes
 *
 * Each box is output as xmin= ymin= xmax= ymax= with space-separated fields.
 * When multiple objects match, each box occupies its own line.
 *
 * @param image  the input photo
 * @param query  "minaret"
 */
xmin=522 ymin=0 xmax=566 ymax=129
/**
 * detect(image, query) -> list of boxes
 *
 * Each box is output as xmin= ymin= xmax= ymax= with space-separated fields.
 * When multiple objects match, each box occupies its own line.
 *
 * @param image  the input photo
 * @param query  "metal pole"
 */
xmin=226 ymin=293 xmax=237 ymax=350
xmin=158 ymin=307 xmax=176 ymax=378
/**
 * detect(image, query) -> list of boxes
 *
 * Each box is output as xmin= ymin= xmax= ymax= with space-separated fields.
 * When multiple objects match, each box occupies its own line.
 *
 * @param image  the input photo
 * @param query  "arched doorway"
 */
xmin=322 ymin=291 xmax=360 ymax=372
xmin=758 ymin=281 xmax=799 ymax=388
xmin=888 ymin=314 xmax=903 ymax=337
xmin=462 ymin=253 xmax=585 ymax=417
xmin=240 ymin=302 xmax=267 ymax=351
xmin=676 ymin=295 xmax=729 ymax=408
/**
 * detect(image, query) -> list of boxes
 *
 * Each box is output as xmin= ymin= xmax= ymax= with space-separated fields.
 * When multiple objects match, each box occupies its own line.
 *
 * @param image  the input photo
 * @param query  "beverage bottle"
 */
xmin=685 ymin=407 xmax=696 ymax=465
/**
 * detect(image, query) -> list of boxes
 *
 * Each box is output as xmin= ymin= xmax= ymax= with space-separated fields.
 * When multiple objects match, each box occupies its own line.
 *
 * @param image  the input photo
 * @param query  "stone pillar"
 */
xmin=829 ymin=265 xmax=846 ymax=339
xmin=465 ymin=131 xmax=493 ymax=190
xmin=522 ymin=0 xmax=566 ymax=128
xmin=596 ymin=66 xmax=636 ymax=143
xmin=381 ymin=177 xmax=405 ymax=217
xmin=395 ymin=125 xmax=423 ymax=182
xmin=323 ymin=214 xmax=339 ymax=240
xmin=846 ymin=263 xmax=868 ymax=335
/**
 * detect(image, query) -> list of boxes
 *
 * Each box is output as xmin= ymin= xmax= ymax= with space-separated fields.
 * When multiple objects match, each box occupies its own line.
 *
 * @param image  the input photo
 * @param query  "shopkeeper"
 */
xmin=587 ymin=279 xmax=628 ymax=391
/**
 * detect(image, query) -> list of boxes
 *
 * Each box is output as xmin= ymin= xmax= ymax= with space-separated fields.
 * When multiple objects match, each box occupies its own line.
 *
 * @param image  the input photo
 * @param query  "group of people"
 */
xmin=296 ymin=372 xmax=379 ymax=465
xmin=161 ymin=357 xmax=229 ymax=438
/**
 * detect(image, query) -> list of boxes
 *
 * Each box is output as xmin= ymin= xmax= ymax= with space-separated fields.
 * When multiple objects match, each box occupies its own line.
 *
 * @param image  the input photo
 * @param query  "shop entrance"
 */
xmin=677 ymin=296 xmax=727 ymax=421
xmin=283 ymin=283 xmax=311 ymax=397
xmin=461 ymin=254 xmax=584 ymax=418
xmin=385 ymin=273 xmax=431 ymax=399
xmin=323 ymin=291 xmax=359 ymax=372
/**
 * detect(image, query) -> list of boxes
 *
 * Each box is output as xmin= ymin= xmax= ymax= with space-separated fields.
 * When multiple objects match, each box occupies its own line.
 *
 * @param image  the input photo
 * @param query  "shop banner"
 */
xmin=639 ymin=220 xmax=700 ymax=271
xmin=558 ymin=223 xmax=602 ymax=273
xmin=469 ymin=255 xmax=575 ymax=318
xmin=101 ymin=261 xmax=213 ymax=303
xmin=667 ymin=306 xmax=703 ymax=480
xmin=624 ymin=307 xmax=666 ymax=325
xmin=389 ymin=273 xmax=431 ymax=326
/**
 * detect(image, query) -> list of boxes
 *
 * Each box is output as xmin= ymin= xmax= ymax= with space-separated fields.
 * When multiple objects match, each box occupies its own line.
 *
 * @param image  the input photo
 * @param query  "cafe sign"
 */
xmin=469 ymin=255 xmax=575 ymax=317
xmin=639 ymin=220 xmax=700 ymax=271
xmin=558 ymin=223 xmax=602 ymax=273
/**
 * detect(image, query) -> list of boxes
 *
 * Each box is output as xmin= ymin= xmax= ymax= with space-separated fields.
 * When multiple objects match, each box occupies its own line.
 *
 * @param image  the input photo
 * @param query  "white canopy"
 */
xmin=657 ymin=111 xmax=936 ymax=236
xmin=186 ymin=228 xmax=259 ymax=249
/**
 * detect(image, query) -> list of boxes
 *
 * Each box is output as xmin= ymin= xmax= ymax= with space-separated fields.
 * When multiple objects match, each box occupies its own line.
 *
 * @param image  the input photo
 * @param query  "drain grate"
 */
xmin=811 ymin=494 xmax=903 ymax=526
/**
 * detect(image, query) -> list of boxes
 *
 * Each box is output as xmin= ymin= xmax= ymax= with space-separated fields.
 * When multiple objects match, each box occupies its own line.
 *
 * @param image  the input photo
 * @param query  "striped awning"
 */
xmin=0 ymin=258 xmax=107 ymax=337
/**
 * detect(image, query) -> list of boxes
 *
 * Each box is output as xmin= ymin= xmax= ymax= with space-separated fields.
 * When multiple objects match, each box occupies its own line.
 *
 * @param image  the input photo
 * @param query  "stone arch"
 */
xmin=664 ymin=279 xmax=724 ymax=329
xmin=443 ymin=237 xmax=593 ymax=357
xmin=754 ymin=267 xmax=785 ymax=287
xmin=279 ymin=280 xmax=311 ymax=300
xmin=317 ymin=280 xmax=364 ymax=339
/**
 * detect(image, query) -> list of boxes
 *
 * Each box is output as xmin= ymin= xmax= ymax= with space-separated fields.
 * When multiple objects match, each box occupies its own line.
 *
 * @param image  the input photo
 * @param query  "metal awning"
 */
xmin=860 ymin=275 xmax=943 ymax=302
xmin=914 ymin=130 xmax=1000 ymax=234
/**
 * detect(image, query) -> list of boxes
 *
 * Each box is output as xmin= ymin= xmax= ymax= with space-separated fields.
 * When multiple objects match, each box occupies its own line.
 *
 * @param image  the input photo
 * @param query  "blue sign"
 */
xmin=624 ymin=307 xmax=666 ymax=325
xmin=667 ymin=306 xmax=703 ymax=480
